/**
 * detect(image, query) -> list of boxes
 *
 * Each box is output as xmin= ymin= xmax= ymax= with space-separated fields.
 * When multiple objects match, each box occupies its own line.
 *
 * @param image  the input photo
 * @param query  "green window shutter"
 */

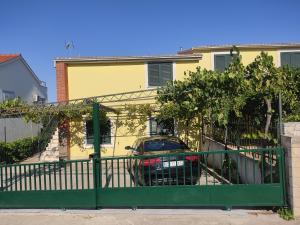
xmin=148 ymin=63 xmax=160 ymax=86
xmin=159 ymin=63 xmax=173 ymax=86
xmin=291 ymin=52 xmax=300 ymax=68
xmin=215 ymin=55 xmax=225 ymax=72
xmin=148 ymin=62 xmax=173 ymax=86
xmin=281 ymin=52 xmax=291 ymax=67
xmin=214 ymin=54 xmax=234 ymax=72
xmin=281 ymin=52 xmax=300 ymax=68
xmin=225 ymin=55 xmax=233 ymax=68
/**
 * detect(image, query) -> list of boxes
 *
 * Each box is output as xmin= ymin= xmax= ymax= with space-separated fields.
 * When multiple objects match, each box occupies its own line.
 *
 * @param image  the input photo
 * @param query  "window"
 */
xmin=149 ymin=117 xmax=174 ymax=136
xmin=34 ymin=95 xmax=46 ymax=104
xmin=37 ymin=97 xmax=46 ymax=104
xmin=144 ymin=139 xmax=188 ymax=152
xmin=2 ymin=90 xmax=15 ymax=101
xmin=214 ymin=54 xmax=234 ymax=72
xmin=281 ymin=52 xmax=300 ymax=68
xmin=86 ymin=119 xmax=111 ymax=145
xmin=148 ymin=62 xmax=173 ymax=86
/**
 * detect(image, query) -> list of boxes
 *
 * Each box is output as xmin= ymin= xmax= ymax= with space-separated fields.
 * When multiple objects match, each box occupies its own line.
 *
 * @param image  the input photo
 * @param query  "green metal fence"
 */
xmin=95 ymin=147 xmax=285 ymax=208
xmin=0 ymin=147 xmax=286 ymax=209
xmin=205 ymin=120 xmax=280 ymax=150
xmin=0 ymin=160 xmax=92 ymax=192
xmin=0 ymin=104 xmax=287 ymax=209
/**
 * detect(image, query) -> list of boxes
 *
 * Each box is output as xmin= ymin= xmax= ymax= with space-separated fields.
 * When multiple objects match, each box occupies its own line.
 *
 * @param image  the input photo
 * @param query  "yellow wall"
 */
xmin=68 ymin=115 xmax=148 ymax=158
xmin=68 ymin=62 xmax=146 ymax=99
xmin=67 ymin=60 xmax=201 ymax=159
xmin=66 ymin=49 xmax=281 ymax=159
xmin=191 ymin=49 xmax=279 ymax=70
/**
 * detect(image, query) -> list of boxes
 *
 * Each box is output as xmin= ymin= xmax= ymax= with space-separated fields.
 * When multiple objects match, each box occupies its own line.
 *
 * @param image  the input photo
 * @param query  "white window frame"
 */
xmin=83 ymin=116 xmax=115 ymax=149
xmin=145 ymin=62 xmax=176 ymax=89
xmin=211 ymin=51 xmax=232 ymax=71
xmin=2 ymin=90 xmax=15 ymax=101
xmin=277 ymin=49 xmax=300 ymax=67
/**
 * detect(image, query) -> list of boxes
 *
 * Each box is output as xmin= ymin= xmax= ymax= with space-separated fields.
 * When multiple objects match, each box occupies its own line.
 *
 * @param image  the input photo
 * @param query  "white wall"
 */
xmin=202 ymin=136 xmax=262 ymax=184
xmin=0 ymin=57 xmax=47 ymax=103
xmin=0 ymin=118 xmax=42 ymax=142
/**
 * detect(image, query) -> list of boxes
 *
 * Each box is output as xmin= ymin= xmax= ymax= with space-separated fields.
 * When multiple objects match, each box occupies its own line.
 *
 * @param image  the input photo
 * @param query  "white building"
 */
xmin=0 ymin=54 xmax=47 ymax=142
xmin=0 ymin=54 xmax=47 ymax=103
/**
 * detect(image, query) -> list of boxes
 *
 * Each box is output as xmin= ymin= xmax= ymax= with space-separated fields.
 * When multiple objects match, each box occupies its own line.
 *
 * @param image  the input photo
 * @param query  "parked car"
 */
xmin=125 ymin=136 xmax=201 ymax=186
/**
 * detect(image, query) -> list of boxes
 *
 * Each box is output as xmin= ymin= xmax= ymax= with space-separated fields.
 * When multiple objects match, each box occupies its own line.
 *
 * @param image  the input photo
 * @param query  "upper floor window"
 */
xmin=214 ymin=54 xmax=234 ymax=72
xmin=2 ymin=90 xmax=15 ymax=101
xmin=280 ymin=52 xmax=300 ymax=68
xmin=148 ymin=62 xmax=173 ymax=86
xmin=86 ymin=119 xmax=112 ymax=145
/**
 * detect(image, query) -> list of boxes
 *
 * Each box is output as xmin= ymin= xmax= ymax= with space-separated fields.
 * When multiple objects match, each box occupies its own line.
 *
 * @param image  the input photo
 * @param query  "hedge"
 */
xmin=0 ymin=137 xmax=39 ymax=164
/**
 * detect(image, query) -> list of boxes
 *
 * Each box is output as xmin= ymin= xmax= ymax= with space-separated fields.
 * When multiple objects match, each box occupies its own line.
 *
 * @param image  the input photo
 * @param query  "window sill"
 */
xmin=146 ymin=85 xmax=161 ymax=89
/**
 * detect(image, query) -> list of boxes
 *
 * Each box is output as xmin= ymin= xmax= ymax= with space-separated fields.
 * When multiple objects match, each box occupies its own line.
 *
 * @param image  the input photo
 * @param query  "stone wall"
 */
xmin=284 ymin=122 xmax=300 ymax=137
xmin=281 ymin=134 xmax=300 ymax=218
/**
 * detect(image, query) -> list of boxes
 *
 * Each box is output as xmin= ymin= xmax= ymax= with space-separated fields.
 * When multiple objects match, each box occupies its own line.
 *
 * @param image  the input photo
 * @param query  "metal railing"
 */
xmin=205 ymin=120 xmax=280 ymax=150
xmin=97 ymin=147 xmax=282 ymax=188
xmin=0 ymin=148 xmax=283 ymax=192
xmin=0 ymin=159 xmax=93 ymax=191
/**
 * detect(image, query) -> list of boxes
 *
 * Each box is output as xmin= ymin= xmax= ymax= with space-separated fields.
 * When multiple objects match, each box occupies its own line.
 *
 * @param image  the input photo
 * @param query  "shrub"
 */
xmin=0 ymin=137 xmax=38 ymax=163
xmin=278 ymin=208 xmax=294 ymax=220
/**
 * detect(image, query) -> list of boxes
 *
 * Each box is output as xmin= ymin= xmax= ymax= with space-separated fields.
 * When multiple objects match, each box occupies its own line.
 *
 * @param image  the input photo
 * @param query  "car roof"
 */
xmin=135 ymin=136 xmax=181 ymax=144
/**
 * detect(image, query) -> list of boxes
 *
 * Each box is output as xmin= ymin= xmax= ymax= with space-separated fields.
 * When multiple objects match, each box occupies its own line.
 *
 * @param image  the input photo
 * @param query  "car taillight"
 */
xmin=140 ymin=158 xmax=161 ymax=167
xmin=185 ymin=155 xmax=199 ymax=162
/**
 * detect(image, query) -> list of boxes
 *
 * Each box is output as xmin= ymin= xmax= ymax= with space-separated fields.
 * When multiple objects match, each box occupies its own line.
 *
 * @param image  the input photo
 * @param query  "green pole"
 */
xmin=279 ymin=92 xmax=283 ymax=144
xmin=92 ymin=102 xmax=101 ymax=208
xmin=93 ymin=102 xmax=101 ymax=158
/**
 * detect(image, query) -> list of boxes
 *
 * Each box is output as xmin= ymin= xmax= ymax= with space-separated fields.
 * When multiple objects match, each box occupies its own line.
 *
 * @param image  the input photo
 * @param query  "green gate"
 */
xmin=0 ymin=104 xmax=286 ymax=209
xmin=0 ymin=147 xmax=286 ymax=209
xmin=95 ymin=147 xmax=285 ymax=208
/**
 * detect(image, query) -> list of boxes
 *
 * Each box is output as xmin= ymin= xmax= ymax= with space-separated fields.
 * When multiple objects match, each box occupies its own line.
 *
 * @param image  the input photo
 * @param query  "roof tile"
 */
xmin=0 ymin=54 xmax=20 ymax=63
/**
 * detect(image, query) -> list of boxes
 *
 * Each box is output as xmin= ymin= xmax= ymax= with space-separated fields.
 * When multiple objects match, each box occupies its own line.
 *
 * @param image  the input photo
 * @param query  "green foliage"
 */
xmin=278 ymin=208 xmax=294 ymax=220
xmin=157 ymin=52 xmax=247 ymax=126
xmin=0 ymin=137 xmax=39 ymax=163
xmin=0 ymin=99 xmax=110 ymax=148
xmin=0 ymin=97 xmax=23 ymax=110
xmin=118 ymin=49 xmax=299 ymax=148
xmin=116 ymin=104 xmax=155 ymax=137
xmin=156 ymin=49 xmax=300 ymax=145
xmin=221 ymin=156 xmax=240 ymax=183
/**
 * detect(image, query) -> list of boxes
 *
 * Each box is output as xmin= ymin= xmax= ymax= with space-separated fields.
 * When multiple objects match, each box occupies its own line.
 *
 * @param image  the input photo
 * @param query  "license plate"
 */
xmin=163 ymin=161 xmax=184 ymax=168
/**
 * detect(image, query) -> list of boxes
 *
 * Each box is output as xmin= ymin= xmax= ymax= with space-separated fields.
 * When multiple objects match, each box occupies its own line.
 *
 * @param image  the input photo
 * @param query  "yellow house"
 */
xmin=55 ymin=43 xmax=300 ymax=159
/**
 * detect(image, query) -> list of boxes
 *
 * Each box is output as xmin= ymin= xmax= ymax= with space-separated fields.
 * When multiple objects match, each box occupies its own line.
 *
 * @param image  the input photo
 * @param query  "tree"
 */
xmin=156 ymin=50 xmax=246 ymax=146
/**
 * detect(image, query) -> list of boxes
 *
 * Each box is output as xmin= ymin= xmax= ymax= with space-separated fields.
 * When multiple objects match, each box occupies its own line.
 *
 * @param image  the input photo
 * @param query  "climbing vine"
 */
xmin=0 ymin=98 xmax=110 ymax=148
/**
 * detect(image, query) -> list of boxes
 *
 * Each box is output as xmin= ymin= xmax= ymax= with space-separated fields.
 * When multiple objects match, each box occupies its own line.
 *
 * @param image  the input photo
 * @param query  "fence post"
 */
xmin=278 ymin=147 xmax=287 ymax=206
xmin=92 ymin=102 xmax=101 ymax=208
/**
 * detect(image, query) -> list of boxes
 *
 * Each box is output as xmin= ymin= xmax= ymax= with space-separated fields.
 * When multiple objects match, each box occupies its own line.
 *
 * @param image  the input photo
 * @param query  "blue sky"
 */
xmin=1 ymin=0 xmax=299 ymax=102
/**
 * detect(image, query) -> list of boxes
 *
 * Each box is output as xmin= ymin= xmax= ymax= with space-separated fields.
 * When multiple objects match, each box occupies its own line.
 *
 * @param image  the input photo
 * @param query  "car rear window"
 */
xmin=144 ymin=139 xmax=188 ymax=152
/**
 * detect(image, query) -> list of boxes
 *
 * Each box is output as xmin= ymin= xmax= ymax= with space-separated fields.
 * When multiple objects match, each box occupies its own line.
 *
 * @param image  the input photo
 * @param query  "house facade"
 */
xmin=55 ymin=43 xmax=300 ymax=160
xmin=0 ymin=54 xmax=47 ymax=142
xmin=0 ymin=54 xmax=47 ymax=103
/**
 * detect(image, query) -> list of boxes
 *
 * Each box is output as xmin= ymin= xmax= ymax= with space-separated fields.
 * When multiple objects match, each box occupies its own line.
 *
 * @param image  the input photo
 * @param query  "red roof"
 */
xmin=0 ymin=54 xmax=20 ymax=63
